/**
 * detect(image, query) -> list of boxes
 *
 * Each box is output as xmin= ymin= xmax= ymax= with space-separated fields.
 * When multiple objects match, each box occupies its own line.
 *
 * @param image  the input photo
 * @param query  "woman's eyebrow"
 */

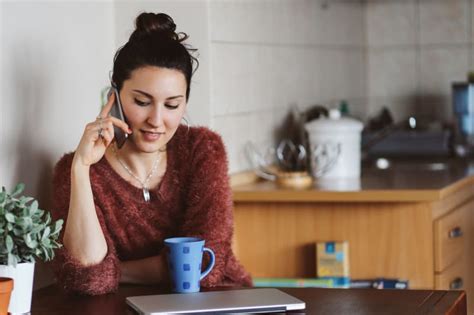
xmin=132 ymin=89 xmax=184 ymax=101
xmin=132 ymin=89 xmax=154 ymax=99
xmin=166 ymin=95 xmax=184 ymax=101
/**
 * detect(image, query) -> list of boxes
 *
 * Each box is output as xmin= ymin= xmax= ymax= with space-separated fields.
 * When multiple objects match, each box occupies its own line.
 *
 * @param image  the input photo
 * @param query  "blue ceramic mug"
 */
xmin=164 ymin=237 xmax=215 ymax=293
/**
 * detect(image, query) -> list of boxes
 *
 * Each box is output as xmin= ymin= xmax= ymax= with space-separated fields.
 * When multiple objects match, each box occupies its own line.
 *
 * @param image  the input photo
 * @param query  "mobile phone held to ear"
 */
xmin=108 ymin=87 xmax=128 ymax=149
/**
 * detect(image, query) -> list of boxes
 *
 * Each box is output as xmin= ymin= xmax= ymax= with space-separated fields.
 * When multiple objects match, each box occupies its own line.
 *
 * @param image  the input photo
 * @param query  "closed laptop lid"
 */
xmin=126 ymin=288 xmax=306 ymax=314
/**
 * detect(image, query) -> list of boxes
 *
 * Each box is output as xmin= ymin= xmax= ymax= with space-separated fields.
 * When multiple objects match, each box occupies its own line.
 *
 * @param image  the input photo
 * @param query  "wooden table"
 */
xmin=31 ymin=284 xmax=466 ymax=315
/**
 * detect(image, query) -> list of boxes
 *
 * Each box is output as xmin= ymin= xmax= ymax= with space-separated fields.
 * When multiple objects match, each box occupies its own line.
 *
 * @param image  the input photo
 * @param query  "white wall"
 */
xmin=366 ymin=0 xmax=474 ymax=122
xmin=1 ymin=0 xmax=115 ymax=288
xmin=1 ymin=1 xmax=115 ymax=192
xmin=209 ymin=0 xmax=366 ymax=172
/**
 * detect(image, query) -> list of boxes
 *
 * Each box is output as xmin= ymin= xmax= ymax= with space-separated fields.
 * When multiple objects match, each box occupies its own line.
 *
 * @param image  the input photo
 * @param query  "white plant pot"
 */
xmin=0 ymin=262 xmax=35 ymax=314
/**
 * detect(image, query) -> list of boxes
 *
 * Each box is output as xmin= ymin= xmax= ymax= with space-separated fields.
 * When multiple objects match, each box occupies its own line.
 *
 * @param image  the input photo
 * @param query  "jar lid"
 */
xmin=305 ymin=110 xmax=363 ymax=133
xmin=0 ymin=278 xmax=13 ymax=293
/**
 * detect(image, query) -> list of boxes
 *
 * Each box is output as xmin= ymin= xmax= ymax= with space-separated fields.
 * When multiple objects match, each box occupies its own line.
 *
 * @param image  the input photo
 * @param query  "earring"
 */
xmin=182 ymin=116 xmax=190 ymax=132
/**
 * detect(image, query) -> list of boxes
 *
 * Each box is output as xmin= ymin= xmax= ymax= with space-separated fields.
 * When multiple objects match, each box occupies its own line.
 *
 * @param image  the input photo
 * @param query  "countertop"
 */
xmin=232 ymin=158 xmax=474 ymax=202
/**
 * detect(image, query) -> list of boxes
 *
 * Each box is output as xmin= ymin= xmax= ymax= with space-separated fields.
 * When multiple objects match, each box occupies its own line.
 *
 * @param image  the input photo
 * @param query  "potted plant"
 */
xmin=0 ymin=183 xmax=63 ymax=314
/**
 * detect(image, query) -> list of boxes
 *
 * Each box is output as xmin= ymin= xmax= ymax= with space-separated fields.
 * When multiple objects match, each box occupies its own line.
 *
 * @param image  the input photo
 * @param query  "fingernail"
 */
xmin=128 ymin=128 xmax=133 ymax=134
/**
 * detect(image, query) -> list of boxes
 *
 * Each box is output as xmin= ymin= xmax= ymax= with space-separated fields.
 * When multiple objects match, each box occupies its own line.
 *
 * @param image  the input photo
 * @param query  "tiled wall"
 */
xmin=209 ymin=0 xmax=366 ymax=172
xmin=366 ymin=0 xmax=474 ymax=122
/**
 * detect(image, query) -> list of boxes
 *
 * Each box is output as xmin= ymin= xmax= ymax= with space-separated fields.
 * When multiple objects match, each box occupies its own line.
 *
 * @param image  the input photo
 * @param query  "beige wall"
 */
xmin=209 ymin=0 xmax=366 ymax=172
xmin=366 ymin=0 xmax=474 ymax=122
xmin=1 ymin=0 xmax=116 ymax=288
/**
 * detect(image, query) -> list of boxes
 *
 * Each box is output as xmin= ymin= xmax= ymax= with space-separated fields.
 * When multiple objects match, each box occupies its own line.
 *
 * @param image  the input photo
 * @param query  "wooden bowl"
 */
xmin=276 ymin=171 xmax=313 ymax=189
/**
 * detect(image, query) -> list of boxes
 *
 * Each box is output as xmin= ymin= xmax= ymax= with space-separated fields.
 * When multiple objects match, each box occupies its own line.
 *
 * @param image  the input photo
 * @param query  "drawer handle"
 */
xmin=448 ymin=226 xmax=463 ymax=239
xmin=450 ymin=277 xmax=463 ymax=290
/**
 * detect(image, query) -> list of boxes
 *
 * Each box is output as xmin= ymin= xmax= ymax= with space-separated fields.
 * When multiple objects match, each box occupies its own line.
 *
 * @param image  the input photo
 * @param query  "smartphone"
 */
xmin=108 ymin=87 xmax=128 ymax=149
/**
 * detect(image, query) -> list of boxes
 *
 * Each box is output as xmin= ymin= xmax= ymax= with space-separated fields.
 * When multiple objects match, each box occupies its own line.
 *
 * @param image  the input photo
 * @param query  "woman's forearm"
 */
xmin=63 ymin=159 xmax=108 ymax=266
xmin=120 ymin=254 xmax=168 ymax=284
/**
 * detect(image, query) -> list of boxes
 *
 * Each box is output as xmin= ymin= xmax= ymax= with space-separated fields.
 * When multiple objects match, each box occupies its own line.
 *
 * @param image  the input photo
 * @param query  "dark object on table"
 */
xmin=363 ymin=107 xmax=452 ymax=158
xmin=363 ymin=130 xmax=452 ymax=158
xmin=366 ymin=107 xmax=394 ymax=132
xmin=304 ymin=105 xmax=328 ymax=122
xmin=351 ymin=278 xmax=409 ymax=290
xmin=452 ymin=82 xmax=474 ymax=157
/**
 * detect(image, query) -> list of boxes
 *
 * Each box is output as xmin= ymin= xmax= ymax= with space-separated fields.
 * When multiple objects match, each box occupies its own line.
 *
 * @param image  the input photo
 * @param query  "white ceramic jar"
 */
xmin=305 ymin=109 xmax=364 ymax=179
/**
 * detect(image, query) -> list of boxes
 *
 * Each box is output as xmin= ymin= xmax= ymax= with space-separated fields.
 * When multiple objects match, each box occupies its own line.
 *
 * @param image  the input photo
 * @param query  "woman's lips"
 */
xmin=141 ymin=130 xmax=163 ymax=141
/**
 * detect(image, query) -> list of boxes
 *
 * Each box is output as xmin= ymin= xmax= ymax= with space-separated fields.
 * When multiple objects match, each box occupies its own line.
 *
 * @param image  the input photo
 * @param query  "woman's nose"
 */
xmin=147 ymin=104 xmax=164 ymax=127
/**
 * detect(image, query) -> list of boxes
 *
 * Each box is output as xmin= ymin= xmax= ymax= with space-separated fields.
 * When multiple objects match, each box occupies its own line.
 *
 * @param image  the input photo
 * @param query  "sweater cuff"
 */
xmin=52 ymin=247 xmax=121 ymax=295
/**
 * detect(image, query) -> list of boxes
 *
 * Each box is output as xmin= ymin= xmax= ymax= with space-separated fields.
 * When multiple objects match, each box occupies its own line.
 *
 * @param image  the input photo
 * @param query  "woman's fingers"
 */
xmin=97 ymin=90 xmax=132 ymax=135
xmin=95 ymin=118 xmax=130 ymax=146
xmin=99 ymin=89 xmax=116 ymax=118
xmin=100 ymin=124 xmax=114 ymax=146
xmin=107 ymin=116 xmax=132 ymax=134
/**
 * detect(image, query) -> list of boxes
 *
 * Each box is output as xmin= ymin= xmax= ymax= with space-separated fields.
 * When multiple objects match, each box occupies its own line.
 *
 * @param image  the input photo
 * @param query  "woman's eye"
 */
xmin=165 ymin=104 xmax=179 ymax=109
xmin=134 ymin=98 xmax=150 ymax=106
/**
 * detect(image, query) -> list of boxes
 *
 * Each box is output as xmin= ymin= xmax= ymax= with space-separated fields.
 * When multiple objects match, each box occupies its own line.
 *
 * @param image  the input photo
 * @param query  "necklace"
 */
xmin=112 ymin=146 xmax=162 ymax=202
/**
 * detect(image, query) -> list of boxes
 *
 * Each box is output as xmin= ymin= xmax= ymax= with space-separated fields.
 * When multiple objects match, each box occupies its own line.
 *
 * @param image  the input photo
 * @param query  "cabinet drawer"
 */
xmin=434 ymin=204 xmax=468 ymax=272
xmin=434 ymin=258 xmax=466 ymax=290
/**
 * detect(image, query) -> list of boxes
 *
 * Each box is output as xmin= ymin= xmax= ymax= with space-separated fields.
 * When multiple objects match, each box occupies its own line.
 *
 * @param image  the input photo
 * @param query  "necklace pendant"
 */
xmin=143 ymin=188 xmax=150 ymax=202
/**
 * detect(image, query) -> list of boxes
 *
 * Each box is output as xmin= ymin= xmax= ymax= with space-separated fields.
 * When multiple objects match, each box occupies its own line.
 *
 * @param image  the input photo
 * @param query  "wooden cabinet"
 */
xmin=232 ymin=175 xmax=474 ymax=313
xmin=434 ymin=204 xmax=468 ymax=272
xmin=434 ymin=200 xmax=474 ymax=313
xmin=435 ymin=259 xmax=465 ymax=290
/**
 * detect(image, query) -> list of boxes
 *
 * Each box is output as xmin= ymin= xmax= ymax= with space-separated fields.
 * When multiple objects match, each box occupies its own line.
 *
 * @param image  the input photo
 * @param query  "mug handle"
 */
xmin=200 ymin=247 xmax=215 ymax=280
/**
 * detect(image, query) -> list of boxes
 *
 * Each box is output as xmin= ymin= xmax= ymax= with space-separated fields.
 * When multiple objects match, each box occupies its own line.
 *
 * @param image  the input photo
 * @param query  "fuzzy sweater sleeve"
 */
xmin=178 ymin=129 xmax=251 ymax=287
xmin=50 ymin=154 xmax=121 ymax=295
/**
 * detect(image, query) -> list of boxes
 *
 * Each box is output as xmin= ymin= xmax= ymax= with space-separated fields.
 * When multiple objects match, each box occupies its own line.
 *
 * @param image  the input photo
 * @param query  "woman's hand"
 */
xmin=73 ymin=92 xmax=131 ymax=167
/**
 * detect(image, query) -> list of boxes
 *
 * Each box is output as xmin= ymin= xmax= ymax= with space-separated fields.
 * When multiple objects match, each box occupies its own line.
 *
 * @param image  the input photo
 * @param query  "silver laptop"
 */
xmin=126 ymin=288 xmax=306 ymax=314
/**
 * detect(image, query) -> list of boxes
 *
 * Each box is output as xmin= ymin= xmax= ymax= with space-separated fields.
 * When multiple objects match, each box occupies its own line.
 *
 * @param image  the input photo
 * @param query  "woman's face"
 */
xmin=119 ymin=66 xmax=187 ymax=153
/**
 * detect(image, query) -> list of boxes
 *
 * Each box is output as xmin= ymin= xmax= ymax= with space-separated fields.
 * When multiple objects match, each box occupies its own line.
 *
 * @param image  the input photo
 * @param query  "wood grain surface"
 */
xmin=31 ymin=284 xmax=466 ymax=315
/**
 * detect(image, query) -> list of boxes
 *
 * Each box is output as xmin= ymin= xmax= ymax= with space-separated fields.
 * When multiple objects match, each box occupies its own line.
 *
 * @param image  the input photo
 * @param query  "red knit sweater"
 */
xmin=50 ymin=125 xmax=252 ymax=295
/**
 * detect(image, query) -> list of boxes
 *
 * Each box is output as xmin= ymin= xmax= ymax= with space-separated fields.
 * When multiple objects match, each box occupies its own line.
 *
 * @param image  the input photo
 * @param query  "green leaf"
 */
xmin=43 ymin=213 xmax=51 ymax=225
xmin=7 ymin=253 xmax=17 ymax=266
xmin=24 ymin=234 xmax=38 ymax=249
xmin=41 ymin=227 xmax=50 ymax=241
xmin=28 ymin=201 xmax=38 ymax=215
xmin=16 ymin=217 xmax=33 ymax=231
xmin=11 ymin=183 xmax=25 ymax=197
xmin=4 ymin=213 xmax=15 ymax=223
xmin=41 ymin=238 xmax=50 ymax=247
xmin=12 ymin=227 xmax=23 ymax=236
xmin=5 ymin=235 xmax=13 ymax=253
xmin=52 ymin=220 xmax=64 ymax=235
xmin=46 ymin=247 xmax=54 ymax=261
xmin=42 ymin=247 xmax=50 ymax=261
xmin=19 ymin=196 xmax=34 ymax=205
xmin=30 ymin=223 xmax=45 ymax=234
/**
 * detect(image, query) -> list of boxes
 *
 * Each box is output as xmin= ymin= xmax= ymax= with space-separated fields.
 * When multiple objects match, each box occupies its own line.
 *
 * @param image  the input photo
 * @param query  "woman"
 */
xmin=51 ymin=12 xmax=252 ymax=295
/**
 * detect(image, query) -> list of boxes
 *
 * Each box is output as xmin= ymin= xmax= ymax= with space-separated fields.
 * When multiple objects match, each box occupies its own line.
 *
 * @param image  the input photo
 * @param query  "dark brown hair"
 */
xmin=112 ymin=12 xmax=198 ymax=100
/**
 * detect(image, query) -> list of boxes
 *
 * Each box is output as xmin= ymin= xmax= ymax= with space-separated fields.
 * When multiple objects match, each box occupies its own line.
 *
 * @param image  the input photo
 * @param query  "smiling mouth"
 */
xmin=140 ymin=130 xmax=164 ymax=135
xmin=140 ymin=130 xmax=164 ymax=141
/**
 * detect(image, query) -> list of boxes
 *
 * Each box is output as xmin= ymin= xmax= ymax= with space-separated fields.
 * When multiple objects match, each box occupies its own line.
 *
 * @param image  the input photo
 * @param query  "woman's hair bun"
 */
xmin=131 ymin=12 xmax=186 ymax=42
